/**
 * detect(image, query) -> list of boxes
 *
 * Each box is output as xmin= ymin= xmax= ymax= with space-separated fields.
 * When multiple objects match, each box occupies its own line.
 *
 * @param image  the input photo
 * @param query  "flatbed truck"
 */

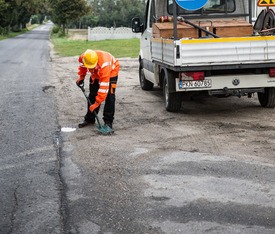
xmin=132 ymin=0 xmax=275 ymax=112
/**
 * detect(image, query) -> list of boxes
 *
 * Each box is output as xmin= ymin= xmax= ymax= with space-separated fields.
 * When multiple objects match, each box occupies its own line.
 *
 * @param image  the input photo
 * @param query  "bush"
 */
xmin=51 ymin=25 xmax=60 ymax=34
xmin=58 ymin=30 xmax=66 ymax=37
xmin=0 ymin=27 xmax=9 ymax=35
xmin=12 ymin=26 xmax=21 ymax=32
xmin=31 ymin=15 xmax=40 ymax=24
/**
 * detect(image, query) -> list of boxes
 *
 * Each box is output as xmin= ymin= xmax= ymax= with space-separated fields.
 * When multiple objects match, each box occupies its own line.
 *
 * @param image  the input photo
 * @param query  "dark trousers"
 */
xmin=85 ymin=76 xmax=118 ymax=125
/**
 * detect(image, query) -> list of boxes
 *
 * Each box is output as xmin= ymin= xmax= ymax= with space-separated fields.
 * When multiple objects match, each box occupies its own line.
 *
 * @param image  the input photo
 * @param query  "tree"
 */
xmin=88 ymin=0 xmax=145 ymax=27
xmin=0 ymin=0 xmax=49 ymax=33
xmin=59 ymin=0 xmax=145 ymax=29
xmin=48 ymin=0 xmax=91 ymax=34
xmin=67 ymin=14 xmax=99 ymax=29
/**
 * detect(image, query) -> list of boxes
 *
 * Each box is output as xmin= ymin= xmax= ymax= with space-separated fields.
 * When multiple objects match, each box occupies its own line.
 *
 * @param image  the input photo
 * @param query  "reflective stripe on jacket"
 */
xmin=78 ymin=50 xmax=120 ymax=105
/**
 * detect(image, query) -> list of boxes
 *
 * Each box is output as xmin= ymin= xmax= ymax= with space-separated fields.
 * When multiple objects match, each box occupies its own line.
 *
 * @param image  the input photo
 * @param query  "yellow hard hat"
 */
xmin=83 ymin=49 xmax=98 ymax=69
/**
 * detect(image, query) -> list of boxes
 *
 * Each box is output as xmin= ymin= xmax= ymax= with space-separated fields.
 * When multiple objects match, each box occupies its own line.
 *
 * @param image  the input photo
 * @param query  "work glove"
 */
xmin=76 ymin=78 xmax=84 ymax=87
xmin=89 ymin=102 xmax=100 ymax=113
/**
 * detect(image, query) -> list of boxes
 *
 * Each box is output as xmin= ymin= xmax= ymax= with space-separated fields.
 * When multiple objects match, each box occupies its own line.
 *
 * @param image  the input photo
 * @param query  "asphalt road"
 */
xmin=0 ymin=23 xmax=61 ymax=233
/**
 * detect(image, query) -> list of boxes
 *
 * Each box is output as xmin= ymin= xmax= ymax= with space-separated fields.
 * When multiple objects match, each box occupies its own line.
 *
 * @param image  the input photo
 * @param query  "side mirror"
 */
xmin=132 ymin=17 xmax=144 ymax=33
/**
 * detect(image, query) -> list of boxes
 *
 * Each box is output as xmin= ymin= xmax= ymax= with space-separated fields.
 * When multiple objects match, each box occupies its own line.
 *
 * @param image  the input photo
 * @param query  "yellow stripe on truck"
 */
xmin=180 ymin=36 xmax=275 ymax=44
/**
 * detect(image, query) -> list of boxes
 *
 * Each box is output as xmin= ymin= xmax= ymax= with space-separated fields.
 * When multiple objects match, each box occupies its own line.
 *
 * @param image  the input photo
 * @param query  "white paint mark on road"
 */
xmin=61 ymin=127 xmax=76 ymax=133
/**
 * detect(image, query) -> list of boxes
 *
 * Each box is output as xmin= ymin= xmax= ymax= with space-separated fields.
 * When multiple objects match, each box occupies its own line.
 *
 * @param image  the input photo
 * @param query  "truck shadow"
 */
xmin=148 ymin=87 xmax=265 ymax=116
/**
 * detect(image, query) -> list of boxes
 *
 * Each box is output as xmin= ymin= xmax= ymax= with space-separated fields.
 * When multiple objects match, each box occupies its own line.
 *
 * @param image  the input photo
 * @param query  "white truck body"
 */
xmin=132 ymin=0 xmax=275 ymax=111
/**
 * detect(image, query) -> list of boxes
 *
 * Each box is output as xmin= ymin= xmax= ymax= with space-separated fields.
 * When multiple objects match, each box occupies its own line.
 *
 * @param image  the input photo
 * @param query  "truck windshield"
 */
xmin=167 ymin=0 xmax=236 ymax=15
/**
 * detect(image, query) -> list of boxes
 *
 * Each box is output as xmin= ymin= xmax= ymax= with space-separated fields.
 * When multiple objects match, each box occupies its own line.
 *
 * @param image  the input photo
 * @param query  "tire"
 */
xmin=258 ymin=87 xmax=275 ymax=108
xmin=263 ymin=9 xmax=275 ymax=30
xmin=254 ymin=9 xmax=266 ymax=31
xmin=163 ymin=69 xmax=182 ymax=112
xmin=139 ymin=65 xmax=154 ymax=90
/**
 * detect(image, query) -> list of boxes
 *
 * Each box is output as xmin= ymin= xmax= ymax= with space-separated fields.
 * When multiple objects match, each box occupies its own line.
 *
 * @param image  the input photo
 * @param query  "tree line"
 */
xmin=0 ymin=0 xmax=145 ymax=35
xmin=0 ymin=0 xmax=48 ymax=34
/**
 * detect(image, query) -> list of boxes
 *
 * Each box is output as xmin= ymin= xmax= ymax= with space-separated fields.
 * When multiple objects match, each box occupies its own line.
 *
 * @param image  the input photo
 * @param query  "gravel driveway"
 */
xmin=49 ymin=51 xmax=275 ymax=233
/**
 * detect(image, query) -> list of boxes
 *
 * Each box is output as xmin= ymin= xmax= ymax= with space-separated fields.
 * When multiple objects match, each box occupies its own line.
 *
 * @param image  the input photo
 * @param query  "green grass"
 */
xmin=0 ymin=24 xmax=39 ymax=40
xmin=0 ymin=26 xmax=140 ymax=58
xmin=51 ymin=35 xmax=140 ymax=58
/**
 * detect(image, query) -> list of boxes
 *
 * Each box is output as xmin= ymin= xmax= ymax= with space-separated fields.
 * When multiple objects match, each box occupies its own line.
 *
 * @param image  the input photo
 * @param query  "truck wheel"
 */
xmin=258 ymin=87 xmax=275 ymax=108
xmin=139 ymin=65 xmax=153 ymax=90
xmin=163 ymin=70 xmax=182 ymax=112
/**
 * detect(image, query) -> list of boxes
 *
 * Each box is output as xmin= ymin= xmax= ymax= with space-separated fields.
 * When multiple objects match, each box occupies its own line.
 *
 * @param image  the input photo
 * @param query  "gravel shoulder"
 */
xmin=50 ymin=51 xmax=275 ymax=233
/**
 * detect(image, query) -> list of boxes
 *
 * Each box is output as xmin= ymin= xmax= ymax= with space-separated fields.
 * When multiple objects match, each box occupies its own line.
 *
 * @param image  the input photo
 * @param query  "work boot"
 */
xmin=102 ymin=122 xmax=114 ymax=134
xmin=78 ymin=120 xmax=95 ymax=128
xmin=105 ymin=122 xmax=112 ymax=129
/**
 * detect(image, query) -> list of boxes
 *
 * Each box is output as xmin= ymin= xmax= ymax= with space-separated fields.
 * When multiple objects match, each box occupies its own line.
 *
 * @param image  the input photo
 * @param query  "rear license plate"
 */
xmin=178 ymin=79 xmax=212 ymax=89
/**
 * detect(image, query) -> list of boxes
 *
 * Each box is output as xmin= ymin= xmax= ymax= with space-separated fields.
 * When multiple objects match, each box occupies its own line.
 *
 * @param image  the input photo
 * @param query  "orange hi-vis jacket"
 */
xmin=78 ymin=50 xmax=120 ymax=105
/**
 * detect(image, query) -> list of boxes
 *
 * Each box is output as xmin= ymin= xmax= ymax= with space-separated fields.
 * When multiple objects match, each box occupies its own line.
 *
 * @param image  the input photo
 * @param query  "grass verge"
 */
xmin=51 ymin=35 xmax=140 ymax=58
xmin=0 ymin=24 xmax=39 ymax=40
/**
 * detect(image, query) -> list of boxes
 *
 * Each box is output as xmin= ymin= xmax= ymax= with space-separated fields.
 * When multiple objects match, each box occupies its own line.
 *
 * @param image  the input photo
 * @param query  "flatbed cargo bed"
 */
xmin=151 ymin=36 xmax=275 ymax=69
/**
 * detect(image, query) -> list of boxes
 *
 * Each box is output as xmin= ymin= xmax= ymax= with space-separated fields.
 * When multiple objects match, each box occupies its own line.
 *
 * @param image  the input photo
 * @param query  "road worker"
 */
xmin=76 ymin=49 xmax=120 ymax=130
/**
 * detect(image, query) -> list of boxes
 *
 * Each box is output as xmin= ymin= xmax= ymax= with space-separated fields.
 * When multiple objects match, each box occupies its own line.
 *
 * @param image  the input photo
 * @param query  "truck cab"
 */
xmin=132 ymin=0 xmax=275 ymax=112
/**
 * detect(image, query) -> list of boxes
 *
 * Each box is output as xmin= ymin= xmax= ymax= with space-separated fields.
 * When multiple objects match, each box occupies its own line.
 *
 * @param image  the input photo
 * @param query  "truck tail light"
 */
xmin=183 ymin=72 xmax=205 ymax=81
xmin=269 ymin=68 xmax=275 ymax=77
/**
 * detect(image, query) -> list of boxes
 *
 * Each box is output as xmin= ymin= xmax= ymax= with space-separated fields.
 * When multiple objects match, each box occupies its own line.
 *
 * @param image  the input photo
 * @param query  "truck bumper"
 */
xmin=175 ymin=74 xmax=275 ymax=92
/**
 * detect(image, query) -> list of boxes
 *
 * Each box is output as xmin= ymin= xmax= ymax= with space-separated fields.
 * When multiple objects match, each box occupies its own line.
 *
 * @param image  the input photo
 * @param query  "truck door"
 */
xmin=141 ymin=0 xmax=156 ymax=84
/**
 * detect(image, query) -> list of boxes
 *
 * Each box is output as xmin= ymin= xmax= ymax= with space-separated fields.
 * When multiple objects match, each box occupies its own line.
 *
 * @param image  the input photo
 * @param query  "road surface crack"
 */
xmin=9 ymin=186 xmax=19 ymax=234
xmin=54 ymin=132 xmax=67 ymax=234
